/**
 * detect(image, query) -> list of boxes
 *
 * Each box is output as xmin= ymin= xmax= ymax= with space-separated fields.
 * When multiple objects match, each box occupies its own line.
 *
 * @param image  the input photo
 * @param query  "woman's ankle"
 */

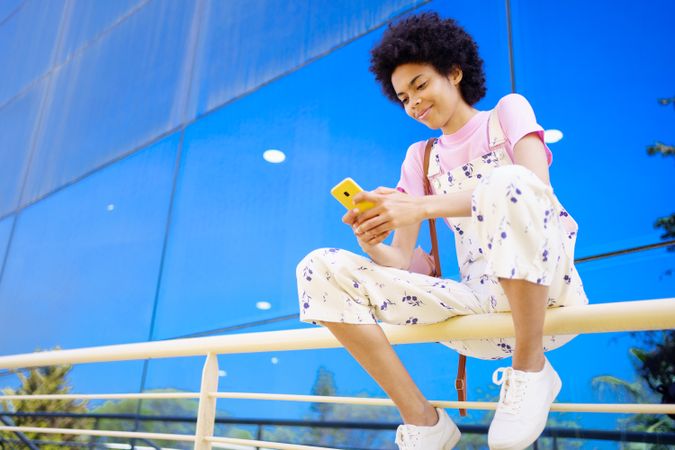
xmin=402 ymin=402 xmax=439 ymax=426
xmin=512 ymin=351 xmax=545 ymax=372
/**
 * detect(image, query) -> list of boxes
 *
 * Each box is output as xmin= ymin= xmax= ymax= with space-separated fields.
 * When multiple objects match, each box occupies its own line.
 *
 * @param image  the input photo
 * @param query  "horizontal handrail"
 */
xmin=0 ymin=426 xmax=336 ymax=450
xmin=210 ymin=393 xmax=675 ymax=414
xmin=2 ymin=391 xmax=674 ymax=415
xmin=0 ymin=299 xmax=673 ymax=370
xmin=0 ymin=426 xmax=194 ymax=442
xmin=0 ymin=393 xmax=198 ymax=400
xmin=206 ymin=435 xmax=336 ymax=449
xmin=3 ymin=411 xmax=675 ymax=446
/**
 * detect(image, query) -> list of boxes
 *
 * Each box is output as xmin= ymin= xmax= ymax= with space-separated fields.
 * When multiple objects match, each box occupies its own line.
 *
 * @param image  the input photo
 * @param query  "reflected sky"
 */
xmin=0 ymin=0 xmax=673 ymax=443
xmin=0 ymin=133 xmax=178 ymax=354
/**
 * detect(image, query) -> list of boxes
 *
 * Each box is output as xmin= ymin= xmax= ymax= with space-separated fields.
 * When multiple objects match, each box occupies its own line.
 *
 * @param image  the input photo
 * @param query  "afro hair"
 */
xmin=369 ymin=12 xmax=487 ymax=106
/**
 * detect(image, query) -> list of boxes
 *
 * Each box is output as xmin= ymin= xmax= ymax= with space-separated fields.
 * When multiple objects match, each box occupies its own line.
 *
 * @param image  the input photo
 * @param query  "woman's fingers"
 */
xmin=356 ymin=213 xmax=388 ymax=235
xmin=342 ymin=208 xmax=359 ymax=225
xmin=366 ymin=229 xmax=390 ymax=245
xmin=374 ymin=186 xmax=398 ymax=194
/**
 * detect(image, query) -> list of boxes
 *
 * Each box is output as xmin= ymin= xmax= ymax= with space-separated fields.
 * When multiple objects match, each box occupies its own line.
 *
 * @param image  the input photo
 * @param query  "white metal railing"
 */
xmin=0 ymin=298 xmax=674 ymax=450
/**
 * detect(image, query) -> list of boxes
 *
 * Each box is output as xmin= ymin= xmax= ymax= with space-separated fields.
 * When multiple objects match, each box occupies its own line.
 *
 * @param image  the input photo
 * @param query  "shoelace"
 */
xmin=492 ymin=367 xmax=529 ymax=414
xmin=394 ymin=425 xmax=420 ymax=449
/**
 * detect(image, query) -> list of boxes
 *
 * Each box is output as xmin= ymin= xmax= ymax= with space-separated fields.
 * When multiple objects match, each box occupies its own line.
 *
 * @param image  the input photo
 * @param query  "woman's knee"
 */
xmin=474 ymin=164 xmax=549 ymax=209
xmin=296 ymin=248 xmax=326 ymax=283
xmin=296 ymin=247 xmax=350 ymax=284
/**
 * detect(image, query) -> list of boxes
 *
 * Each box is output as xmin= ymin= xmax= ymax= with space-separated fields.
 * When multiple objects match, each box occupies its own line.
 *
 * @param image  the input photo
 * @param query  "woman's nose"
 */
xmin=409 ymin=96 xmax=421 ymax=113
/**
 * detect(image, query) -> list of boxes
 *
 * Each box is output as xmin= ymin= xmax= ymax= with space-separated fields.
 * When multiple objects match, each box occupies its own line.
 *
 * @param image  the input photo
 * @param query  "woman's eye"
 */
xmin=417 ymin=82 xmax=427 ymax=90
xmin=401 ymin=98 xmax=408 ymax=105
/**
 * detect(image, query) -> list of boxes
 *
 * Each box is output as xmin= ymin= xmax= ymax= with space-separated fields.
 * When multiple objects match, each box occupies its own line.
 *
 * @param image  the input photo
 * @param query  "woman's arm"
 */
xmin=359 ymin=212 xmax=422 ymax=270
xmin=353 ymin=134 xmax=551 ymax=237
xmin=419 ymin=189 xmax=473 ymax=220
xmin=361 ymin=241 xmax=409 ymax=269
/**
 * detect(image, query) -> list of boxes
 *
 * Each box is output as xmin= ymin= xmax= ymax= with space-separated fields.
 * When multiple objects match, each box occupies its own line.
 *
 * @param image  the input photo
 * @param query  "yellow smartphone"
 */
xmin=331 ymin=177 xmax=375 ymax=212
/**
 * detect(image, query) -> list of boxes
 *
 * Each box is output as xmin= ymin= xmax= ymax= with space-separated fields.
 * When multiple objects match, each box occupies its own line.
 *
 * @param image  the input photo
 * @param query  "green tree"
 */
xmin=648 ymin=96 xmax=675 ymax=251
xmin=0 ymin=359 xmax=94 ymax=450
xmin=263 ymin=365 xmax=399 ymax=448
xmin=266 ymin=365 xmax=581 ymax=449
xmin=90 ymin=390 xmax=254 ymax=450
xmin=593 ymin=332 xmax=675 ymax=449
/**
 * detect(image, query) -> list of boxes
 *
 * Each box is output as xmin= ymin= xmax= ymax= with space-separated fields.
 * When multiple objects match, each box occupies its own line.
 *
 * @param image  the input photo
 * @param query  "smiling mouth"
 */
xmin=418 ymin=106 xmax=432 ymax=120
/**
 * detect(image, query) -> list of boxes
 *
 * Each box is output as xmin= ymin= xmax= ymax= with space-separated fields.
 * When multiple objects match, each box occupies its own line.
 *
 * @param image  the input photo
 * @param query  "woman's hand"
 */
xmin=350 ymin=187 xmax=425 ymax=244
xmin=342 ymin=207 xmax=388 ymax=249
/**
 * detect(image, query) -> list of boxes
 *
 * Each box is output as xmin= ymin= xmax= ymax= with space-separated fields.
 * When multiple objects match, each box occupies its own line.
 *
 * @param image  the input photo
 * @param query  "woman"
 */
xmin=296 ymin=12 xmax=588 ymax=450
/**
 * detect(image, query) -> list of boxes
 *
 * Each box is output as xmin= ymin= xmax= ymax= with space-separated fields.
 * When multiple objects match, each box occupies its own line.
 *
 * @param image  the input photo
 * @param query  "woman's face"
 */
xmin=391 ymin=62 xmax=463 ymax=131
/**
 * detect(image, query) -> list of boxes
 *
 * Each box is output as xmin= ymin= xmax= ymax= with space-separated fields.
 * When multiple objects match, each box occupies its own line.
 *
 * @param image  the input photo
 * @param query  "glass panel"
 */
xmin=0 ymin=133 xmax=179 ymax=356
xmin=55 ymin=0 xmax=146 ymax=64
xmin=0 ymin=361 xmax=145 ymax=397
xmin=0 ymin=0 xmax=23 ymax=23
xmin=510 ymin=0 xmax=675 ymax=257
xmin=0 ymin=0 xmax=64 ymax=105
xmin=0 ymin=81 xmax=45 ymax=217
xmin=151 ymin=1 xmax=512 ymax=340
xmin=576 ymin=245 xmax=674 ymax=303
xmin=156 ymin=21 xmax=500 ymax=338
xmin=186 ymin=0 xmax=427 ymax=118
xmin=21 ymin=0 xmax=197 ymax=205
xmin=0 ymin=215 xmax=13 ymax=272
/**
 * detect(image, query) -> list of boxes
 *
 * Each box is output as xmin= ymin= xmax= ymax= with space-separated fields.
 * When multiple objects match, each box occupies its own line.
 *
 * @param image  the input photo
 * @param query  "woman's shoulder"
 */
xmin=496 ymin=93 xmax=534 ymax=113
xmin=495 ymin=93 xmax=539 ymax=128
xmin=404 ymin=138 xmax=432 ymax=159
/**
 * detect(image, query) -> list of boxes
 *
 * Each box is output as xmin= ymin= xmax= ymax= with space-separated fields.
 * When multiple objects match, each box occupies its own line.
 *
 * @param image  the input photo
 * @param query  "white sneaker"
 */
xmin=395 ymin=407 xmax=461 ymax=449
xmin=487 ymin=357 xmax=561 ymax=450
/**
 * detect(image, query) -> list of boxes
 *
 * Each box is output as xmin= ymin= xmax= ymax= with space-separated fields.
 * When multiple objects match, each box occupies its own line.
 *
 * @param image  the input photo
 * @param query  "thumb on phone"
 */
xmin=374 ymin=186 xmax=398 ymax=194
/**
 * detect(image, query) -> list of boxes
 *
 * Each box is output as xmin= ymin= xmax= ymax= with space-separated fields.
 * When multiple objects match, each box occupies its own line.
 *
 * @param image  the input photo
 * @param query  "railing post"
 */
xmin=194 ymin=353 xmax=219 ymax=450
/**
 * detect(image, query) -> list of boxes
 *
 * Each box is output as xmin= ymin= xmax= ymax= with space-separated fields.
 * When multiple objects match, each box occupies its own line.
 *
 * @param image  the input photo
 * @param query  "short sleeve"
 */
xmin=496 ymin=93 xmax=553 ymax=166
xmin=396 ymin=140 xmax=426 ymax=197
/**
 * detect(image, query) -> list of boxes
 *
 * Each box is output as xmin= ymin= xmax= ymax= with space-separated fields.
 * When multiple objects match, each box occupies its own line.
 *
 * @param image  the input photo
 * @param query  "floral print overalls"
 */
xmin=296 ymin=109 xmax=589 ymax=360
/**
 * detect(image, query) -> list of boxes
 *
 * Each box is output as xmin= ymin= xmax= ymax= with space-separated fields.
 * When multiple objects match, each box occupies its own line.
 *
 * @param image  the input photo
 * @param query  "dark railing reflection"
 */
xmin=1 ymin=411 xmax=674 ymax=449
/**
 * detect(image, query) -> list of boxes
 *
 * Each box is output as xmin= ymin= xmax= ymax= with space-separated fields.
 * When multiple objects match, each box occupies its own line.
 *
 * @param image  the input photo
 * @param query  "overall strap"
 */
xmin=488 ymin=107 xmax=507 ymax=150
xmin=422 ymin=137 xmax=467 ymax=416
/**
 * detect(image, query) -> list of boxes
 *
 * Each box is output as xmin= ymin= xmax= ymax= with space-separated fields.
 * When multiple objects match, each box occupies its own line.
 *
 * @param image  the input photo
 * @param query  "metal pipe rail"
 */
xmin=3 ymin=412 xmax=675 ymax=447
xmin=1 ymin=298 xmax=674 ymax=450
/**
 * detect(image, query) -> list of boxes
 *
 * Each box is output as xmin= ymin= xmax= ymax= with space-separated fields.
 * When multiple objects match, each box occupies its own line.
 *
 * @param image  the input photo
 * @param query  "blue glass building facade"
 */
xmin=0 ymin=0 xmax=673 ymax=447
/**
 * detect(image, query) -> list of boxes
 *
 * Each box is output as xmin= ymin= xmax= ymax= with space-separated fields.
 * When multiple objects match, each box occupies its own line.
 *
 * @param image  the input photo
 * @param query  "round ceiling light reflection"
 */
xmin=256 ymin=301 xmax=272 ymax=310
xmin=544 ymin=129 xmax=563 ymax=144
xmin=263 ymin=149 xmax=286 ymax=163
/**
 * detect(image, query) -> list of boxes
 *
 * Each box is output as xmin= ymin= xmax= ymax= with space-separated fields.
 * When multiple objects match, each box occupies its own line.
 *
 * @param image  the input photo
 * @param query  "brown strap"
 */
xmin=422 ymin=138 xmax=442 ymax=277
xmin=456 ymin=354 xmax=467 ymax=416
xmin=422 ymin=137 xmax=466 ymax=416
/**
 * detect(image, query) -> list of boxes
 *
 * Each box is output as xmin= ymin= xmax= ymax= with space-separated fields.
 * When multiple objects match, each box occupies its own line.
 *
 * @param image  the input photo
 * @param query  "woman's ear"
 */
xmin=448 ymin=65 xmax=463 ymax=85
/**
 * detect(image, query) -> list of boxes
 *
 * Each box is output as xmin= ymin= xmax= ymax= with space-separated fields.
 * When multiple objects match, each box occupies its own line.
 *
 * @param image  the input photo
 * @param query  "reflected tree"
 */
xmin=648 ymin=96 xmax=675 ymax=252
xmin=0 ymin=351 xmax=94 ymax=450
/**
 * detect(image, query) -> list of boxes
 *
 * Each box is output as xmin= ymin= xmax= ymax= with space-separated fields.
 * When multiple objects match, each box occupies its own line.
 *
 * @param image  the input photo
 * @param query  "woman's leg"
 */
xmin=498 ymin=279 xmax=547 ymax=371
xmin=296 ymin=248 xmax=479 ymax=426
xmin=318 ymin=321 xmax=439 ymax=426
xmin=472 ymin=164 xmax=569 ymax=369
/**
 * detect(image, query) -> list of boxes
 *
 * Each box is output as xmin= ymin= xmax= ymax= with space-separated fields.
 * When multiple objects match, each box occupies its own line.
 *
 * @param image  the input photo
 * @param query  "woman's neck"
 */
xmin=441 ymin=103 xmax=480 ymax=135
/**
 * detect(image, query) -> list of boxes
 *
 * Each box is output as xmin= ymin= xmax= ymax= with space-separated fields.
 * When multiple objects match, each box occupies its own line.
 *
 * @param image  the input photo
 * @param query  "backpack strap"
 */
xmin=422 ymin=138 xmax=442 ymax=278
xmin=422 ymin=137 xmax=467 ymax=416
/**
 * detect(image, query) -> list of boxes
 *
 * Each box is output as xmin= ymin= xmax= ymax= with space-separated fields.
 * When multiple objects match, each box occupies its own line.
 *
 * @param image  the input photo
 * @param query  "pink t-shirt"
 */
xmin=396 ymin=93 xmax=552 ymax=196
